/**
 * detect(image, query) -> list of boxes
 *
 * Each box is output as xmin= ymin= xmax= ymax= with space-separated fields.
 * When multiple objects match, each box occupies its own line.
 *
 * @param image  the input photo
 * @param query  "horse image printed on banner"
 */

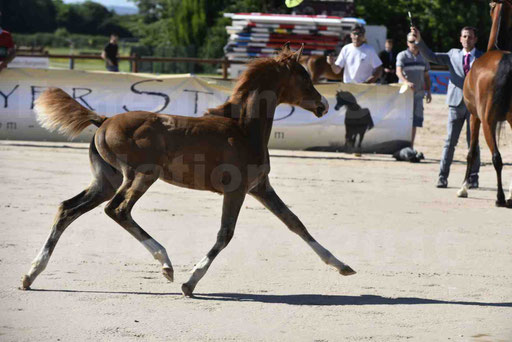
xmin=334 ymin=90 xmax=375 ymax=153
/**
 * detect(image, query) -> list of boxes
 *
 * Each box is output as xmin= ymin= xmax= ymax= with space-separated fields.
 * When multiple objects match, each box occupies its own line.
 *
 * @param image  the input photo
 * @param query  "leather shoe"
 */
xmin=436 ymin=177 xmax=447 ymax=188
xmin=468 ymin=180 xmax=479 ymax=189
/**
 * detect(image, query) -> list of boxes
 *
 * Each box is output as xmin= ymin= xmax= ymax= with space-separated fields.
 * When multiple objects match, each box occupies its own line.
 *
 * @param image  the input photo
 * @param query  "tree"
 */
xmin=355 ymin=0 xmax=492 ymax=52
xmin=0 ymin=0 xmax=57 ymax=33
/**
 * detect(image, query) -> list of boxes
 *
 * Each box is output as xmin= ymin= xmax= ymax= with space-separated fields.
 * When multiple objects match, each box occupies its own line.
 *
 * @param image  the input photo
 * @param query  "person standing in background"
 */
xmin=101 ymin=34 xmax=119 ymax=72
xmin=396 ymin=33 xmax=432 ymax=148
xmin=326 ymin=25 xmax=383 ymax=84
xmin=379 ymin=39 xmax=398 ymax=84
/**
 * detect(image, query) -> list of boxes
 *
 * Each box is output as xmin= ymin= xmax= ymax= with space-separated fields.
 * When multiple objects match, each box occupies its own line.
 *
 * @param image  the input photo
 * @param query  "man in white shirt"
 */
xmin=327 ymin=25 xmax=383 ymax=83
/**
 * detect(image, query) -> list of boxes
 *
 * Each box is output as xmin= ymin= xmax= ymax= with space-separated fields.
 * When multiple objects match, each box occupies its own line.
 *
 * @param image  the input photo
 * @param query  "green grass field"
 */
xmin=46 ymin=47 xmax=224 ymax=77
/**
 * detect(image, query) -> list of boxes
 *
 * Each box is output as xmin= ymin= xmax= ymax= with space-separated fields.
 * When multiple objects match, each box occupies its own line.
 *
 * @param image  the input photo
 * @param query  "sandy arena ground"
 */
xmin=0 ymin=95 xmax=511 ymax=341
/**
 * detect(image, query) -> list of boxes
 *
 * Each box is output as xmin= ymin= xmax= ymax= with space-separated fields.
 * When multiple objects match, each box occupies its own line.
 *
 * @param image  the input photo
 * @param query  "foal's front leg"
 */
xmin=250 ymin=180 xmax=355 ymax=276
xmin=182 ymin=190 xmax=246 ymax=296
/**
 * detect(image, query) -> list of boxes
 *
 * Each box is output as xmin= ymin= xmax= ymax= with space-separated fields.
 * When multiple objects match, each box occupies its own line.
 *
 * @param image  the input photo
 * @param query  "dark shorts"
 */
xmin=413 ymin=92 xmax=424 ymax=127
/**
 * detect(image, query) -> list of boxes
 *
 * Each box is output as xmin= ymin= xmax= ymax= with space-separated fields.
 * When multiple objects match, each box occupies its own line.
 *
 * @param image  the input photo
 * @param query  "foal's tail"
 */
xmin=34 ymin=88 xmax=107 ymax=139
xmin=493 ymin=52 xmax=512 ymax=122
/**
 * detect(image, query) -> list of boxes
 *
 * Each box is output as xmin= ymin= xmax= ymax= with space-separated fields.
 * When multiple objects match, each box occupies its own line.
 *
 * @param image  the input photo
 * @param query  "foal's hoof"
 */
xmin=457 ymin=188 xmax=468 ymax=198
xmin=20 ymin=275 xmax=32 ymax=290
xmin=181 ymin=283 xmax=195 ymax=297
xmin=495 ymin=200 xmax=507 ymax=207
xmin=162 ymin=267 xmax=174 ymax=282
xmin=340 ymin=265 xmax=356 ymax=276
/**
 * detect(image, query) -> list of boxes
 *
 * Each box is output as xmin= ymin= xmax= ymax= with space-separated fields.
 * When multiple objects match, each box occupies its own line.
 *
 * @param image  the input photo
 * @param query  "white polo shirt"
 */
xmin=334 ymin=43 xmax=383 ymax=83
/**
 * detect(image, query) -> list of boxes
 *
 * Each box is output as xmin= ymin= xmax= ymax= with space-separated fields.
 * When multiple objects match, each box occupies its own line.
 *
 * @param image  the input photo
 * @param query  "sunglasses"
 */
xmin=352 ymin=32 xmax=363 ymax=36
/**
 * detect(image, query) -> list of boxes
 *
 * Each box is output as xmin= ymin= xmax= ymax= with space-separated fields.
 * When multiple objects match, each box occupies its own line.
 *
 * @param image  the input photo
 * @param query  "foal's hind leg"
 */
xmin=182 ymin=190 xmax=246 ymax=297
xmin=507 ymin=117 xmax=512 ymax=207
xmin=104 ymin=170 xmax=174 ymax=282
xmin=22 ymin=184 xmax=116 ymax=289
xmin=250 ymin=179 xmax=355 ymax=276
xmin=21 ymin=144 xmax=120 ymax=289
xmin=482 ymin=120 xmax=507 ymax=207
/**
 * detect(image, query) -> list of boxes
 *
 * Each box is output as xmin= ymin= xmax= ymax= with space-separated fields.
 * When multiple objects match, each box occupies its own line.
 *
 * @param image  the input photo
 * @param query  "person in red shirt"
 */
xmin=0 ymin=11 xmax=16 ymax=72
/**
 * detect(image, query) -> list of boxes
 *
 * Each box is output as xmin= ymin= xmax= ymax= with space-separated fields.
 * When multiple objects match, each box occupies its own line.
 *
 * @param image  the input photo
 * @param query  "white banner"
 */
xmin=0 ymin=68 xmax=413 ymax=152
xmin=9 ymin=57 xmax=50 ymax=69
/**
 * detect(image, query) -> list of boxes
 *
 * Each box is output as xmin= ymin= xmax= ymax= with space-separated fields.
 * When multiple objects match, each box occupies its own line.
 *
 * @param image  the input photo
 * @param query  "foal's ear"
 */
xmin=294 ymin=44 xmax=304 ymax=61
xmin=282 ymin=42 xmax=292 ymax=53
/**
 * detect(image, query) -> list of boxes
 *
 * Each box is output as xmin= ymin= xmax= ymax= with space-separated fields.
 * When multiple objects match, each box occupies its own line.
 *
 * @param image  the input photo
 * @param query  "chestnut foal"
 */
xmin=22 ymin=44 xmax=355 ymax=296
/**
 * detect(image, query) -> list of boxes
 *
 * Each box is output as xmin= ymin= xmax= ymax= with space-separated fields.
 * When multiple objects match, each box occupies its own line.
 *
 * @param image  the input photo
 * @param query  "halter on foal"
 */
xmin=22 ymin=44 xmax=355 ymax=295
xmin=457 ymin=0 xmax=512 ymax=207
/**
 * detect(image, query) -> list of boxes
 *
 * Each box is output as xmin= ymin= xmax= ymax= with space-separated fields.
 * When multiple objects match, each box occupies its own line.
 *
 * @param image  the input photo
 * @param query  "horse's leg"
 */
xmin=358 ymin=130 xmax=366 ymax=150
xmin=250 ymin=179 xmax=355 ymax=276
xmin=457 ymin=114 xmax=481 ymax=198
xmin=507 ymin=116 xmax=512 ymax=206
xmin=182 ymin=190 xmax=246 ymax=296
xmin=21 ymin=147 xmax=121 ymax=289
xmin=481 ymin=120 xmax=507 ymax=206
xmin=345 ymin=131 xmax=355 ymax=153
xmin=104 ymin=170 xmax=174 ymax=281
xmin=508 ymin=178 xmax=512 ymax=207
xmin=311 ymin=69 xmax=320 ymax=84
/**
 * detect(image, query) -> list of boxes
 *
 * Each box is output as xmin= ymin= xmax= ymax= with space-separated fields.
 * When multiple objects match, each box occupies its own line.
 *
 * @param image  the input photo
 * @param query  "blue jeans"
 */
xmin=439 ymin=102 xmax=480 ymax=181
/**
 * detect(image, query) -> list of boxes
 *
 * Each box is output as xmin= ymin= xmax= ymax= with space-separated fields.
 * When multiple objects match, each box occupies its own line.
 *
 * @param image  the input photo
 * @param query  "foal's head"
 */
xmin=233 ymin=43 xmax=329 ymax=117
xmin=275 ymin=43 xmax=329 ymax=117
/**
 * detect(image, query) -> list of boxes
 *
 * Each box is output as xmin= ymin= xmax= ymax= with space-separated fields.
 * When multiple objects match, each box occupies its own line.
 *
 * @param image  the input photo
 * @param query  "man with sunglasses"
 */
xmin=411 ymin=26 xmax=482 ymax=189
xmin=396 ymin=32 xmax=432 ymax=148
xmin=327 ymin=25 xmax=383 ymax=84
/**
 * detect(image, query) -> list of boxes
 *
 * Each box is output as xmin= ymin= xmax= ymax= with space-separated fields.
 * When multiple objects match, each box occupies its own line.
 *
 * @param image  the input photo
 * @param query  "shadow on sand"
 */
xmin=192 ymin=293 xmax=512 ymax=307
xmin=26 ymin=289 xmax=512 ymax=307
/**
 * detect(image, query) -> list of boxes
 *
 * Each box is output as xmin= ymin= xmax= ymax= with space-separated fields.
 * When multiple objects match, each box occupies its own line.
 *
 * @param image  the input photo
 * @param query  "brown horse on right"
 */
xmin=457 ymin=0 xmax=512 ymax=207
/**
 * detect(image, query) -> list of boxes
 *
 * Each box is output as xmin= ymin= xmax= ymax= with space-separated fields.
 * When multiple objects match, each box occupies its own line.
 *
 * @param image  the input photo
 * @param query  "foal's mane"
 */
xmin=205 ymin=49 xmax=298 ymax=120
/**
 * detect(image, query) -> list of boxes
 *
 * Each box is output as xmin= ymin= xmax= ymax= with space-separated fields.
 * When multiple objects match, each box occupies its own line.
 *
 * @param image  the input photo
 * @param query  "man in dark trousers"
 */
xmin=379 ymin=39 xmax=398 ymax=84
xmin=411 ymin=26 xmax=482 ymax=189
xmin=101 ymin=34 xmax=119 ymax=72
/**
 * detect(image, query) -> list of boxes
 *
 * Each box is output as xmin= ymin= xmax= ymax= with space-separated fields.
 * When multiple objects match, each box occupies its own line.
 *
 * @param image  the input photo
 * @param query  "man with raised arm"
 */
xmin=411 ymin=26 xmax=482 ymax=189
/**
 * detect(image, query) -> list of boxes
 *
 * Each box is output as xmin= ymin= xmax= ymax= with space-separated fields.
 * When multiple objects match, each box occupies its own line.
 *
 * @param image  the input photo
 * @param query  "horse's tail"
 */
xmin=35 ymin=88 xmax=107 ymax=139
xmin=492 ymin=52 xmax=512 ymax=122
